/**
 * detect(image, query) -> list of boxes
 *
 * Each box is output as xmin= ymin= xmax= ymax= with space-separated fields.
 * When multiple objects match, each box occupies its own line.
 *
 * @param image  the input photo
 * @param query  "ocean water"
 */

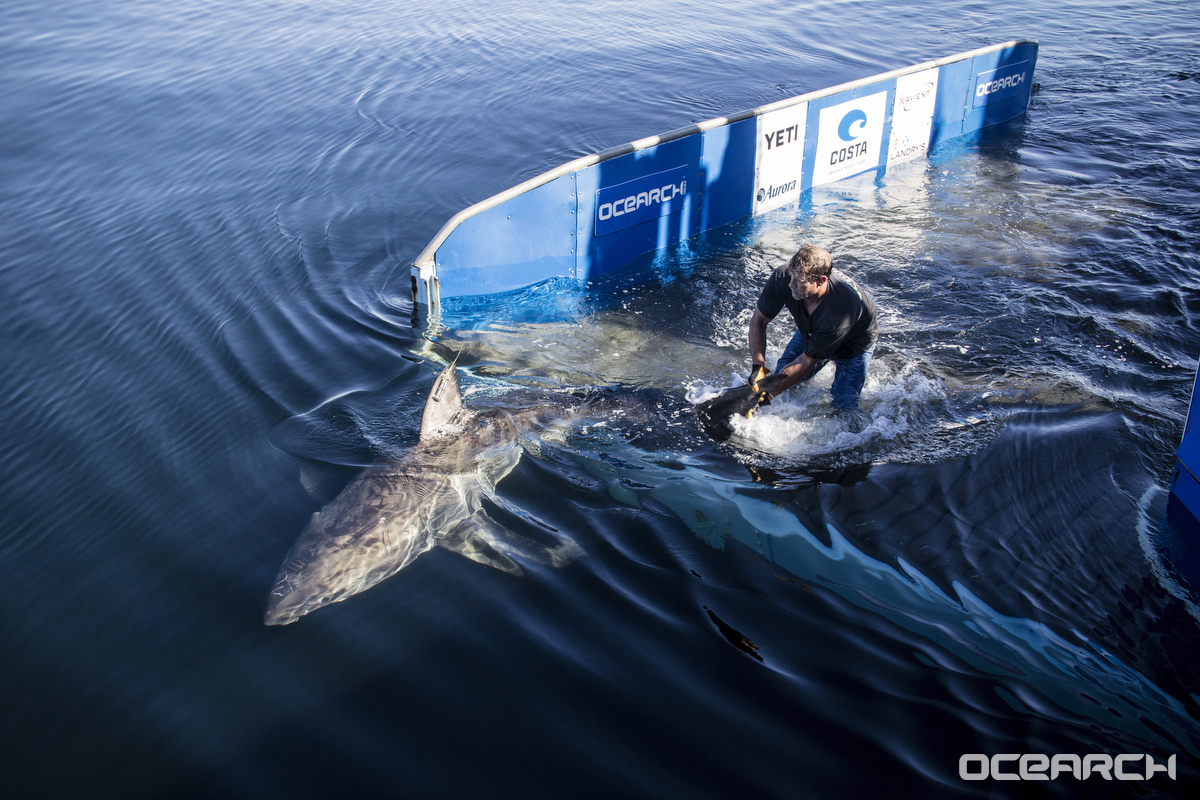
xmin=3 ymin=0 xmax=1200 ymax=797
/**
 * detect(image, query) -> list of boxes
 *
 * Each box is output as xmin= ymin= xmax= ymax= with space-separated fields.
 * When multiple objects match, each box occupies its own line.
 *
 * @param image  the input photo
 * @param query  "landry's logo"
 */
xmin=594 ymin=165 xmax=689 ymax=237
xmin=972 ymin=60 xmax=1030 ymax=108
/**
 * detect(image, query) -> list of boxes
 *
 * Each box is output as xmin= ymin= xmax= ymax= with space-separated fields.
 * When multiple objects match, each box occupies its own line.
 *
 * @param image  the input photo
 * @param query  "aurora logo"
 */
xmin=755 ymin=180 xmax=797 ymax=204
xmin=838 ymin=109 xmax=869 ymax=142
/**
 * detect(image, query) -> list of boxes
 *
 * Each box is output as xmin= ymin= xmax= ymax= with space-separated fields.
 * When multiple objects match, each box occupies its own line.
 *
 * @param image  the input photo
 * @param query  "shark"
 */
xmin=264 ymin=361 xmax=584 ymax=625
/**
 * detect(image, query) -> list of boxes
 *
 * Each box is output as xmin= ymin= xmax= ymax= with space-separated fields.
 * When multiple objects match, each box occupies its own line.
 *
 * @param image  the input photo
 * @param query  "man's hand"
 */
xmin=747 ymin=364 xmax=771 ymax=391
xmin=746 ymin=373 xmax=786 ymax=417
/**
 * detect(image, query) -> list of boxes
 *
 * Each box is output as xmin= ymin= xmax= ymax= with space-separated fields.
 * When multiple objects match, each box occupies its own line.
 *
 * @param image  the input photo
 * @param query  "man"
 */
xmin=747 ymin=244 xmax=877 ymax=411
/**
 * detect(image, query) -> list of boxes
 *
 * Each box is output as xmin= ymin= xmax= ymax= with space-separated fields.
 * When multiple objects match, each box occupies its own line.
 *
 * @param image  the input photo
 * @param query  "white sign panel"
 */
xmin=811 ymin=91 xmax=887 ymax=187
xmin=753 ymin=102 xmax=807 ymax=214
xmin=888 ymin=68 xmax=939 ymax=165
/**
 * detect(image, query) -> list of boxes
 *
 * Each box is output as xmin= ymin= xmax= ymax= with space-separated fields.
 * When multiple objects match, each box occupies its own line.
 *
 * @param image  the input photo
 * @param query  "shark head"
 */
xmin=263 ymin=478 xmax=438 ymax=626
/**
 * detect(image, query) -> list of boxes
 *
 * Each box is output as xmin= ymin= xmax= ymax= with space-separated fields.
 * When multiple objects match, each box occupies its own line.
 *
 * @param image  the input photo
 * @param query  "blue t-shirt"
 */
xmin=757 ymin=267 xmax=878 ymax=360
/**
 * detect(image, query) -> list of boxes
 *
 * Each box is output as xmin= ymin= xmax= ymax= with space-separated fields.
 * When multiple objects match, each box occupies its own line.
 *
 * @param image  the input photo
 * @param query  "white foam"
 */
xmin=718 ymin=359 xmax=947 ymax=458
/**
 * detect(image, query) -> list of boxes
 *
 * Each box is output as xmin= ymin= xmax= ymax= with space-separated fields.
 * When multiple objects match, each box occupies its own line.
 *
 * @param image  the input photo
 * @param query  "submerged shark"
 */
xmin=264 ymin=362 xmax=583 ymax=625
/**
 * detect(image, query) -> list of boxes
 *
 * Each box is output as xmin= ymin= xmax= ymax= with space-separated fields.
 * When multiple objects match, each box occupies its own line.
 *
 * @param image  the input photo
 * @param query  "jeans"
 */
xmin=777 ymin=329 xmax=874 ymax=410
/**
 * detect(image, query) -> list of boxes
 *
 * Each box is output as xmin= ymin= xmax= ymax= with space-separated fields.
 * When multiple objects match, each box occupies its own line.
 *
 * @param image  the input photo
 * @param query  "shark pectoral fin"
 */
xmin=482 ymin=493 xmax=585 ymax=568
xmin=440 ymin=514 xmax=524 ymax=576
xmin=543 ymin=536 xmax=584 ymax=568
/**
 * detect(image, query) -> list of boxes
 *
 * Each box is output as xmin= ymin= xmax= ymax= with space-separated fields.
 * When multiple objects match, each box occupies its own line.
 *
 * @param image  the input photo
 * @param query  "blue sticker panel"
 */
xmin=575 ymin=135 xmax=704 ymax=280
xmin=972 ymin=60 xmax=1031 ymax=108
xmin=1171 ymin=465 xmax=1200 ymax=525
xmin=962 ymin=42 xmax=1039 ymax=134
xmin=595 ymin=165 xmax=690 ymax=237
xmin=1177 ymin=358 xmax=1200 ymax=476
xmin=434 ymin=173 xmax=578 ymax=298
xmin=699 ymin=117 xmax=757 ymax=232
xmin=931 ymin=58 xmax=974 ymax=148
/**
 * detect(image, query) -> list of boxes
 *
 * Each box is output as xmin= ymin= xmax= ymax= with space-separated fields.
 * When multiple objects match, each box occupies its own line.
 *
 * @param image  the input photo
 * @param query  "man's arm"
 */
xmin=749 ymin=306 xmax=817 ymax=399
xmin=748 ymin=308 xmax=771 ymax=368
xmin=770 ymin=353 xmax=818 ymax=398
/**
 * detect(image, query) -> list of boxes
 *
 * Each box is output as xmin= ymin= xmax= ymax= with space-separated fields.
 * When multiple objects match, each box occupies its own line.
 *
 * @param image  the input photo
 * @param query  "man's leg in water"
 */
xmin=829 ymin=345 xmax=875 ymax=410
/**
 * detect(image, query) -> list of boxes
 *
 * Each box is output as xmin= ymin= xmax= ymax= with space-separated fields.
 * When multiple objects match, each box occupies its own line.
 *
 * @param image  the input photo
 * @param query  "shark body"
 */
xmin=264 ymin=363 xmax=580 ymax=625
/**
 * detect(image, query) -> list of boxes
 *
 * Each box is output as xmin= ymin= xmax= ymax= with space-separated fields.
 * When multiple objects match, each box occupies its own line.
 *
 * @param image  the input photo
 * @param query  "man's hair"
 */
xmin=788 ymin=244 xmax=833 ymax=282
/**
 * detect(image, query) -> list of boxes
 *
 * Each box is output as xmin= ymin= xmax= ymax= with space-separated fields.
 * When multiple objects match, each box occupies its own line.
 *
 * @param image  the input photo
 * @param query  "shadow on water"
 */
xmin=735 ymin=410 xmax=1200 ymax=714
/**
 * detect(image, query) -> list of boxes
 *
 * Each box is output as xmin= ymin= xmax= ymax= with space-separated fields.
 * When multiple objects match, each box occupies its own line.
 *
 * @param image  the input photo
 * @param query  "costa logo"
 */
xmin=812 ymin=91 xmax=885 ymax=187
xmin=830 ymin=141 xmax=869 ymax=165
xmin=838 ymin=109 xmax=868 ymax=142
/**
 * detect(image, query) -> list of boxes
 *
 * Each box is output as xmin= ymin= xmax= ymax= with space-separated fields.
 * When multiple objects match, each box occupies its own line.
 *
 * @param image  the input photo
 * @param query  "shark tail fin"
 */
xmin=696 ymin=373 xmax=787 ymax=441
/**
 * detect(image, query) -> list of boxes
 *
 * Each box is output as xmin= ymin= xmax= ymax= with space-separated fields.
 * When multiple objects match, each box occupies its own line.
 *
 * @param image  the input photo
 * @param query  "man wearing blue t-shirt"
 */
xmin=747 ymin=244 xmax=877 ymax=410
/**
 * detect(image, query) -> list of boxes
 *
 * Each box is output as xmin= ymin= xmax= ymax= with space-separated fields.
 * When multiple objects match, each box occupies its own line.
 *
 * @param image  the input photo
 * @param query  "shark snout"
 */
xmin=263 ymin=583 xmax=302 ymax=626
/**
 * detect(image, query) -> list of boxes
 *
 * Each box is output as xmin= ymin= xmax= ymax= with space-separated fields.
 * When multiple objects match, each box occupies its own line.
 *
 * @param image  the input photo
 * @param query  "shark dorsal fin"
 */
xmin=419 ymin=360 xmax=467 ymax=442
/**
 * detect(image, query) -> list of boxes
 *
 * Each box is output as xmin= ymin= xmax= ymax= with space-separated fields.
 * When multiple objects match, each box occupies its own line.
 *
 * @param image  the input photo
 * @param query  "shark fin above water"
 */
xmin=419 ymin=356 xmax=470 ymax=441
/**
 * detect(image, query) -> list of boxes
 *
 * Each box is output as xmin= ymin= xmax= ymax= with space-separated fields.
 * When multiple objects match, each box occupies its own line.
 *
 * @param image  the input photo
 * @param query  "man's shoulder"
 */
xmin=829 ymin=268 xmax=854 ymax=288
xmin=760 ymin=263 xmax=792 ymax=298
xmin=757 ymin=264 xmax=796 ymax=318
xmin=830 ymin=269 xmax=871 ymax=300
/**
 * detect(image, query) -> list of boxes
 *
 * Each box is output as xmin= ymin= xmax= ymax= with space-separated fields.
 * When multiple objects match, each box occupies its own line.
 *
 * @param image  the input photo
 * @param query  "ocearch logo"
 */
xmin=594 ymin=164 xmax=690 ymax=237
xmin=975 ymin=71 xmax=1025 ymax=98
xmin=959 ymin=753 xmax=1176 ymax=782
xmin=597 ymin=180 xmax=685 ymax=222
xmin=971 ymin=60 xmax=1030 ymax=108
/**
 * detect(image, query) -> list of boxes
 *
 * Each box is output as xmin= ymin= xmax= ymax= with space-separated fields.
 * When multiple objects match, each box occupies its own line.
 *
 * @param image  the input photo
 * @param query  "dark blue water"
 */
xmin=4 ymin=1 xmax=1200 ymax=797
